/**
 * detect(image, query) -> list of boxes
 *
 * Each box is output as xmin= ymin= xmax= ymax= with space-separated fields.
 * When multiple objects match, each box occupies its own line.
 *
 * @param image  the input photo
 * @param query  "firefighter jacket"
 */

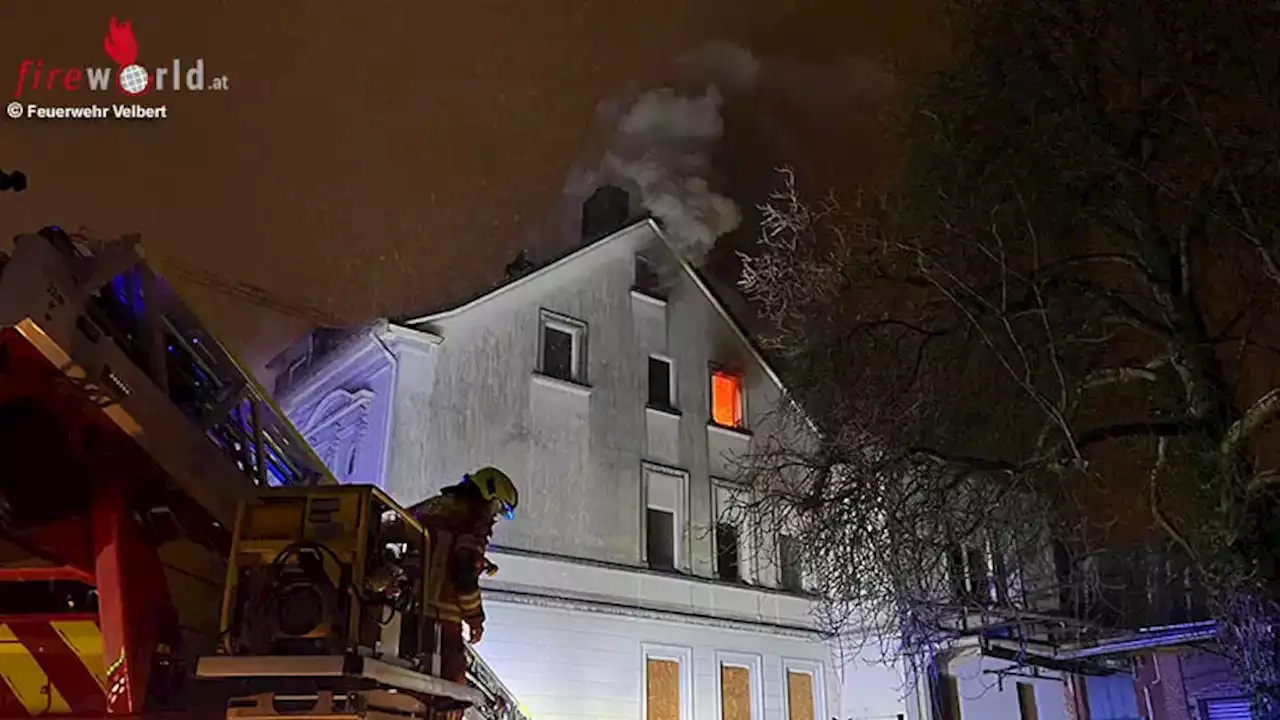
xmin=414 ymin=494 xmax=492 ymax=624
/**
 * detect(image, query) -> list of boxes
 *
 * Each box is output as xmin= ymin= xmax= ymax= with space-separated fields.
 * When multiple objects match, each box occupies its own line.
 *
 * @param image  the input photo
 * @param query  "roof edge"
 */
xmin=399 ymin=219 xmax=652 ymax=327
xmin=646 ymin=221 xmax=816 ymax=434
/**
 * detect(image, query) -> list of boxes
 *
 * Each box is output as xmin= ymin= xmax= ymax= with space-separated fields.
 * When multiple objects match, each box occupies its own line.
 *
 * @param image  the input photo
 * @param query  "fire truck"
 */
xmin=0 ymin=227 xmax=526 ymax=719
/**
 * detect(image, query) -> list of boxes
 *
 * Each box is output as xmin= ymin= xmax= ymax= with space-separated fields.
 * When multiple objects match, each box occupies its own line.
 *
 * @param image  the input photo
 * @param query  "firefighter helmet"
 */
xmin=464 ymin=466 xmax=519 ymax=520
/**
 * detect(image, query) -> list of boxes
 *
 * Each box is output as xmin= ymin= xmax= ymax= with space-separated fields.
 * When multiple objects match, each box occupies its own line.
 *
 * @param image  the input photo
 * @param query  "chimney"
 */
xmin=504 ymin=250 xmax=535 ymax=281
xmin=581 ymin=185 xmax=631 ymax=244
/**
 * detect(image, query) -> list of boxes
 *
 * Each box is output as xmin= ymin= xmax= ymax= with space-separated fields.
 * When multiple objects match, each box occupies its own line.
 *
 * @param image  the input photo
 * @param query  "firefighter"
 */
xmin=411 ymin=466 xmax=518 ymax=690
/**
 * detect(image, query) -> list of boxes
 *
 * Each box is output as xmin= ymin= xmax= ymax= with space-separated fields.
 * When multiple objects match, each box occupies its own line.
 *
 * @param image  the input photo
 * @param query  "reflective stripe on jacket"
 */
xmin=414 ymin=494 xmax=491 ymax=623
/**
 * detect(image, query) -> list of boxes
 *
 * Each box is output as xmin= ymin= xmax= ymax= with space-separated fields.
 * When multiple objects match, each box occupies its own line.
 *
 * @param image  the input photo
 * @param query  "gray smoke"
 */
xmin=586 ymin=43 xmax=763 ymax=267
xmin=570 ymin=42 xmax=895 ymax=268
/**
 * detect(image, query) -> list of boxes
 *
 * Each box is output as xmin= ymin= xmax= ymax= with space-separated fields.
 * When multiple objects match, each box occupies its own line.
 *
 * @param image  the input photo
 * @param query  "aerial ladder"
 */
xmin=0 ymin=227 xmax=526 ymax=719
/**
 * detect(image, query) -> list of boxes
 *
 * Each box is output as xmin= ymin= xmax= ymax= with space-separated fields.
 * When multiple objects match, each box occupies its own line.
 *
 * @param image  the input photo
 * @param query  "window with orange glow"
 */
xmin=710 ymin=370 xmax=744 ymax=428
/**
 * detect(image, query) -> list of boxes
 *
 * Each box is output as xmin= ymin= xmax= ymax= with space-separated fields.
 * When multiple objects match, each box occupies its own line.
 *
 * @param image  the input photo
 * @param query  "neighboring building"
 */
xmin=269 ymin=211 xmax=911 ymax=719
xmin=906 ymin=535 xmax=1243 ymax=720
xmin=1133 ymin=642 xmax=1249 ymax=720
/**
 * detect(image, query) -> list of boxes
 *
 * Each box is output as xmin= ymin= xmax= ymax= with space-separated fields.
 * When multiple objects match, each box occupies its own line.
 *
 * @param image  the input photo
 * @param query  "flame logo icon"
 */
xmin=103 ymin=17 xmax=149 ymax=96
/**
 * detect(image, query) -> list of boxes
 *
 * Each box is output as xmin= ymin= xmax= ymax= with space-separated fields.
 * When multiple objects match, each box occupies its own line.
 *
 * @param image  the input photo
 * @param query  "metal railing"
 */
xmin=57 ymin=230 xmax=335 ymax=488
xmin=465 ymin=646 xmax=530 ymax=720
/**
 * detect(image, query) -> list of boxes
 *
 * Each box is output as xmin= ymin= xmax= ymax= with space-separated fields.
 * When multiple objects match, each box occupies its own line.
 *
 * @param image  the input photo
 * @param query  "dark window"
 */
xmin=931 ymin=673 xmax=962 ymax=720
xmin=947 ymin=545 xmax=967 ymax=599
xmin=542 ymin=325 xmax=575 ymax=381
xmin=646 ymin=508 xmax=675 ymax=570
xmin=1017 ymin=683 xmax=1038 ymax=720
xmin=635 ymin=255 xmax=661 ymax=295
xmin=991 ymin=543 xmax=1011 ymax=603
xmin=779 ymin=534 xmax=803 ymax=591
xmin=648 ymin=356 xmax=673 ymax=409
xmin=947 ymin=543 xmax=991 ymax=602
xmin=716 ymin=522 xmax=741 ymax=581
xmin=965 ymin=546 xmax=989 ymax=602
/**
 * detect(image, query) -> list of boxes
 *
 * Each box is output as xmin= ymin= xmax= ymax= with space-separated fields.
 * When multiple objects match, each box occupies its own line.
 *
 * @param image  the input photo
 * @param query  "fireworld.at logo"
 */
xmin=13 ymin=17 xmax=229 ymax=99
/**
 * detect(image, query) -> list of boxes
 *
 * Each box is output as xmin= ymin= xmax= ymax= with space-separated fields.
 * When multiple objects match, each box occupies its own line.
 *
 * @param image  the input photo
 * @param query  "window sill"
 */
xmin=630 ymin=288 xmax=667 ymax=307
xmin=645 ymin=404 xmax=681 ymax=420
xmin=707 ymin=422 xmax=752 ymax=441
xmin=531 ymin=372 xmax=592 ymax=397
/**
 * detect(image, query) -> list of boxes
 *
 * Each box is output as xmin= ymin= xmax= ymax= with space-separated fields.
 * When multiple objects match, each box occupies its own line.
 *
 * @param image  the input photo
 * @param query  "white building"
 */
xmin=270 ymin=214 xmax=911 ymax=720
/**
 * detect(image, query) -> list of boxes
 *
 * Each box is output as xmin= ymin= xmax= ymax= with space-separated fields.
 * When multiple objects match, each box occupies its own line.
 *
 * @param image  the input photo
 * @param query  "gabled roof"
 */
xmin=397 ymin=219 xmax=649 ymax=325
xmin=396 ymin=218 xmax=792 ymax=398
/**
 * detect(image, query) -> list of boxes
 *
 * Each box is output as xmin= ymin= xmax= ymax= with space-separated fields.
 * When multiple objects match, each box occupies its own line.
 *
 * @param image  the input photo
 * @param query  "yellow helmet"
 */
xmin=464 ymin=466 xmax=519 ymax=519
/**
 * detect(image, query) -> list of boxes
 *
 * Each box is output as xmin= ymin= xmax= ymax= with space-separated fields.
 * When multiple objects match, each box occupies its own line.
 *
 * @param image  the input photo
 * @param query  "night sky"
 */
xmin=1 ymin=1 xmax=945 ymax=375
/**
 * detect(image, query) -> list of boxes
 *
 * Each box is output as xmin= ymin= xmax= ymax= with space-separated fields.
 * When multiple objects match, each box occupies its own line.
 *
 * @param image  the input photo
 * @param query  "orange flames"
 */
xmin=103 ymin=17 xmax=139 ymax=66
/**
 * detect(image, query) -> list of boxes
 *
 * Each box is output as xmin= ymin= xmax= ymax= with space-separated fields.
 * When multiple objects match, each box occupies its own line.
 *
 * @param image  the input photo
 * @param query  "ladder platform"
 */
xmin=224 ymin=689 xmax=440 ymax=719
xmin=196 ymin=655 xmax=486 ymax=706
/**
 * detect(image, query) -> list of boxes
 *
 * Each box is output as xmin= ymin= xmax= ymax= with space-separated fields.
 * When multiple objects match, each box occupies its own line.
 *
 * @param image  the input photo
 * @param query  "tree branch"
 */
xmin=905 ymin=447 xmax=1022 ymax=474
xmin=1221 ymin=388 xmax=1280 ymax=457
xmin=1149 ymin=437 xmax=1200 ymax=566
xmin=1075 ymin=419 xmax=1202 ymax=448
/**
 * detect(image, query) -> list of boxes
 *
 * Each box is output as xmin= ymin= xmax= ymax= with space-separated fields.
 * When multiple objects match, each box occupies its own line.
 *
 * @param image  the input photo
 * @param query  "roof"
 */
xmin=398 ymin=219 xmax=648 ymax=325
xmin=396 ymin=218 xmax=793 ymax=398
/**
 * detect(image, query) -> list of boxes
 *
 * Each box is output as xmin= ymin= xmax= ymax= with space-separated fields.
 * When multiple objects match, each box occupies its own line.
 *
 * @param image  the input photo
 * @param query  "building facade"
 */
xmin=271 ymin=218 xmax=910 ymax=719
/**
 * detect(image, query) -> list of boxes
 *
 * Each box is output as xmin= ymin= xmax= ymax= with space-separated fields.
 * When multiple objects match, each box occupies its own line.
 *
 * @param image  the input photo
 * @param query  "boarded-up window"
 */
xmin=787 ymin=670 xmax=814 ymax=720
xmin=721 ymin=665 xmax=751 ymax=720
xmin=646 ymin=658 xmax=680 ymax=720
xmin=710 ymin=369 xmax=744 ymax=428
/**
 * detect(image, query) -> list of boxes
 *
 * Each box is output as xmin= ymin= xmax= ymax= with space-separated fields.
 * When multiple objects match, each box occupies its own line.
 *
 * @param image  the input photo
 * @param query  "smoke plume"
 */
xmin=579 ymin=43 xmax=764 ymax=267
xmin=567 ymin=41 xmax=897 ymax=269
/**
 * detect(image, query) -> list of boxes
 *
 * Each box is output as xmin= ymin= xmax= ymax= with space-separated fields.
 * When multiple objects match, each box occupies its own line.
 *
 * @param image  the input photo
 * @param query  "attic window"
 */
xmin=539 ymin=310 xmax=586 ymax=383
xmin=634 ymin=255 xmax=662 ymax=297
xmin=710 ymin=368 xmax=744 ymax=429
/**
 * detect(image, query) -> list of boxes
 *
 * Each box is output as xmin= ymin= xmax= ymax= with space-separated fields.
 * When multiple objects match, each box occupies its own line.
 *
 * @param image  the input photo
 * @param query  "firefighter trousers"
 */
xmin=425 ymin=619 xmax=467 ymax=685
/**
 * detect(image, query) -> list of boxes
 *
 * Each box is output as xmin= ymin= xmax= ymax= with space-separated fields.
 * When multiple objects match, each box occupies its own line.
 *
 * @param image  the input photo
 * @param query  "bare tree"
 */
xmin=731 ymin=0 xmax=1280 ymax=712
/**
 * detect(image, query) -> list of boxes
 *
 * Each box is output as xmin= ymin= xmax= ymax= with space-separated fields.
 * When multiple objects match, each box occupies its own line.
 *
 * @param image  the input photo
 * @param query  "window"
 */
xmin=647 ymin=658 xmax=680 ymax=720
xmin=1017 ymin=683 xmax=1038 ymax=720
xmin=648 ymin=356 xmax=675 ymax=410
xmin=716 ymin=522 xmax=741 ymax=581
xmin=644 ymin=464 xmax=687 ymax=571
xmin=539 ymin=311 xmax=586 ymax=383
xmin=717 ymin=653 xmax=763 ymax=720
xmin=715 ymin=482 xmax=749 ymax=583
xmin=635 ymin=255 xmax=662 ymax=296
xmin=1201 ymin=697 xmax=1252 ymax=719
xmin=721 ymin=665 xmax=751 ymax=720
xmin=710 ymin=368 xmax=744 ymax=428
xmin=946 ymin=542 xmax=991 ymax=603
xmin=779 ymin=534 xmax=803 ymax=592
xmin=931 ymin=673 xmax=962 ymax=720
xmin=647 ymin=508 xmax=676 ymax=570
xmin=644 ymin=645 xmax=691 ymax=720
xmin=786 ymin=670 xmax=815 ymax=720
